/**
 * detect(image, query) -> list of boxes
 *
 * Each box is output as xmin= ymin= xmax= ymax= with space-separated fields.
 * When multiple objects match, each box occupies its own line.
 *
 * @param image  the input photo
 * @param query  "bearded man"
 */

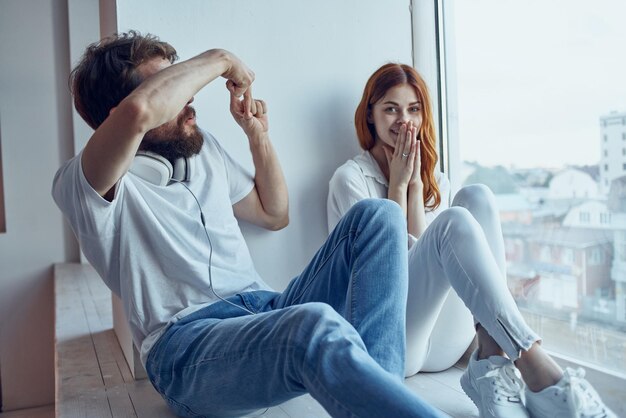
xmin=52 ymin=31 xmax=445 ymax=418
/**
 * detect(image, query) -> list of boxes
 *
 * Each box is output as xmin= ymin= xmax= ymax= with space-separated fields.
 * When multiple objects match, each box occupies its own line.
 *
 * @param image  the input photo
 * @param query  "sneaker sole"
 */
xmin=460 ymin=370 xmax=483 ymax=415
xmin=461 ymin=369 xmax=530 ymax=418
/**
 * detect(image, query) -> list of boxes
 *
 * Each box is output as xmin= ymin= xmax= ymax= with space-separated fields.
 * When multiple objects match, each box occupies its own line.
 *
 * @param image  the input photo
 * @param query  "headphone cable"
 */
xmin=171 ymin=179 xmax=255 ymax=316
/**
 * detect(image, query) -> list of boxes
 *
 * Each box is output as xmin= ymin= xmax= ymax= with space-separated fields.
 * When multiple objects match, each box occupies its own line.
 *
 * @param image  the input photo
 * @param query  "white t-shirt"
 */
xmin=52 ymin=130 xmax=271 ymax=366
xmin=327 ymin=150 xmax=450 ymax=244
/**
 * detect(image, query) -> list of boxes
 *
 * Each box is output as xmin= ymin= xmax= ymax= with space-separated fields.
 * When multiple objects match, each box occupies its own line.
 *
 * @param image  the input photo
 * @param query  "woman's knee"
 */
xmin=452 ymin=184 xmax=498 ymax=216
xmin=437 ymin=206 xmax=477 ymax=238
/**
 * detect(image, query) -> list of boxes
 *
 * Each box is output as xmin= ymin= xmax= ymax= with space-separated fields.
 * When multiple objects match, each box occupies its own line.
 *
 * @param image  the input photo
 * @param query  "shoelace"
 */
xmin=478 ymin=364 xmax=525 ymax=403
xmin=558 ymin=367 xmax=609 ymax=418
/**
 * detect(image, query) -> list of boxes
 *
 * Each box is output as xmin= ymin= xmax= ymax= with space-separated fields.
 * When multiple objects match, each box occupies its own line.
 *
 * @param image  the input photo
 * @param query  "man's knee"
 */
xmin=353 ymin=197 xmax=402 ymax=214
xmin=289 ymin=303 xmax=365 ymax=354
xmin=349 ymin=198 xmax=404 ymax=232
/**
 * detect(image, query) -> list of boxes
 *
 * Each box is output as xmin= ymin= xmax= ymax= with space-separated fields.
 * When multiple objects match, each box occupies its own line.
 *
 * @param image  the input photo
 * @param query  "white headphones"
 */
xmin=129 ymin=151 xmax=194 ymax=186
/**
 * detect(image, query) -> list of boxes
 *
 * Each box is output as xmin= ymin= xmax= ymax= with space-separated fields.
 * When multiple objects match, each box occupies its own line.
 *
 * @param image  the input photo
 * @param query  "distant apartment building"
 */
xmin=526 ymin=227 xmax=613 ymax=310
xmin=496 ymin=194 xmax=532 ymax=224
xmin=500 ymin=168 xmax=614 ymax=316
xmin=563 ymin=201 xmax=612 ymax=230
xmin=600 ymin=110 xmax=626 ymax=195
xmin=608 ymin=176 xmax=626 ymax=324
xmin=549 ymin=168 xmax=600 ymax=201
xmin=524 ymin=169 xmax=600 ymax=228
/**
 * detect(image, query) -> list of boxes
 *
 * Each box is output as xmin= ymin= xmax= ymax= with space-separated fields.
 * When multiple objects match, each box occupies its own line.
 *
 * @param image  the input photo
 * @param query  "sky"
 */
xmin=451 ymin=0 xmax=626 ymax=169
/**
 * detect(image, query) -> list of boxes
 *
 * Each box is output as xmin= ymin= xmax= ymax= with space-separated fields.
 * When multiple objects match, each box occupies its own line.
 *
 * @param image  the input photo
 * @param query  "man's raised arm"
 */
xmin=230 ymin=89 xmax=289 ymax=231
xmin=82 ymin=49 xmax=254 ymax=198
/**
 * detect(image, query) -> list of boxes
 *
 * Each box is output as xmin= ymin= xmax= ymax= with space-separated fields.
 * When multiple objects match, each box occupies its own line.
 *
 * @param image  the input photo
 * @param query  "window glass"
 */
xmin=444 ymin=0 xmax=626 ymax=375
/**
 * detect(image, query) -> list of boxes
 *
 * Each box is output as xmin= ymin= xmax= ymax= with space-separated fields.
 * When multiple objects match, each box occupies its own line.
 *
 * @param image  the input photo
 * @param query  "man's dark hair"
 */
xmin=70 ymin=31 xmax=178 ymax=129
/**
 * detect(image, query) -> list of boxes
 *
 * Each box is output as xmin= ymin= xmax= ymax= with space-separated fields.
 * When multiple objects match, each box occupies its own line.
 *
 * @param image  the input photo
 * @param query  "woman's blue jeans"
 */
xmin=145 ymin=199 xmax=445 ymax=418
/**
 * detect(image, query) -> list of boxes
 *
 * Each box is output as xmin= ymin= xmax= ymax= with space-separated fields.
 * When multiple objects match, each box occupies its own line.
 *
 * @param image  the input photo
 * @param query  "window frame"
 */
xmin=0 ymin=114 xmax=5 ymax=233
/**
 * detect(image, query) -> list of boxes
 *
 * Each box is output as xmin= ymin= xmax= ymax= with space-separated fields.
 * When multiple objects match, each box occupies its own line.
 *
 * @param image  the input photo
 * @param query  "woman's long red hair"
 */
xmin=355 ymin=63 xmax=441 ymax=210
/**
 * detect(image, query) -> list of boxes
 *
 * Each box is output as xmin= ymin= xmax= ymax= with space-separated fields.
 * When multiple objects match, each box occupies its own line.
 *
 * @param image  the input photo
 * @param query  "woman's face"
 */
xmin=369 ymin=83 xmax=422 ymax=148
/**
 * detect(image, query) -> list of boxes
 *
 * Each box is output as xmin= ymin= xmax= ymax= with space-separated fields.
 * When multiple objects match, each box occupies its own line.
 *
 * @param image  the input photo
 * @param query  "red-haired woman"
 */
xmin=327 ymin=63 xmax=615 ymax=418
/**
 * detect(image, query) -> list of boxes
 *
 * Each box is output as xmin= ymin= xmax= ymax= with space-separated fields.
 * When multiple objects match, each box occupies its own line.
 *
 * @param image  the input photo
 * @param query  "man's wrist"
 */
xmin=205 ymin=48 xmax=231 ymax=76
xmin=248 ymin=132 xmax=271 ymax=147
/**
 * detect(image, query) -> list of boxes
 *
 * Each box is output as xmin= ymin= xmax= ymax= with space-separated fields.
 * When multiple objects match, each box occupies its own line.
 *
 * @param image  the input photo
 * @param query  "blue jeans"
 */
xmin=146 ymin=199 xmax=446 ymax=418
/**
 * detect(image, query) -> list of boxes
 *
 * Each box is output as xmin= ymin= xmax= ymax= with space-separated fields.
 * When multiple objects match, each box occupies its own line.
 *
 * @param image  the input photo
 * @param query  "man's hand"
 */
xmin=229 ymin=88 xmax=269 ymax=141
xmin=221 ymin=50 xmax=255 ymax=98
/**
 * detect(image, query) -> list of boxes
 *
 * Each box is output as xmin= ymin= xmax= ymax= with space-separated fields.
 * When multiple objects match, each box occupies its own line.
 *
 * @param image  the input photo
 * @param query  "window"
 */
xmin=561 ymin=248 xmax=574 ymax=264
xmin=540 ymin=246 xmax=552 ymax=262
xmin=589 ymin=248 xmax=605 ymax=265
xmin=619 ymin=232 xmax=626 ymax=262
xmin=442 ymin=0 xmax=626 ymax=382
xmin=579 ymin=212 xmax=590 ymax=223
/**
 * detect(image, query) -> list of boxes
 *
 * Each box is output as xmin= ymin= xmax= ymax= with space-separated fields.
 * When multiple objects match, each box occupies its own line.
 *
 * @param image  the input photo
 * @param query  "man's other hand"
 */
xmin=230 ymin=87 xmax=269 ymax=141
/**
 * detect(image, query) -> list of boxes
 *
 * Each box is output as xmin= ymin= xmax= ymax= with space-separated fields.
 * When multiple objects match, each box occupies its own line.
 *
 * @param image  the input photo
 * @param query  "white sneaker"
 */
xmin=525 ymin=367 xmax=617 ymax=418
xmin=460 ymin=349 xmax=529 ymax=418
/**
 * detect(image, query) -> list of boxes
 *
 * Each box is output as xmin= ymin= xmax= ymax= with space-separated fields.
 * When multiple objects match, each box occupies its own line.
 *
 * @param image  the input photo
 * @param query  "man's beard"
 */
xmin=140 ymin=106 xmax=204 ymax=162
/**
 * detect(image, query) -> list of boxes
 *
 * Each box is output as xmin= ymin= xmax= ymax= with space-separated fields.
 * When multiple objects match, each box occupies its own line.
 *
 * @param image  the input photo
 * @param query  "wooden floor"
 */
xmin=50 ymin=263 xmax=477 ymax=418
xmin=0 ymin=405 xmax=55 ymax=418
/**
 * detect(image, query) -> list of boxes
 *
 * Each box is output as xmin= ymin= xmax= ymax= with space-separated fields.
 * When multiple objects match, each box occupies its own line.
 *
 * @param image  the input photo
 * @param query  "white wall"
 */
xmin=0 ymin=0 xmax=78 ymax=410
xmin=68 ymin=0 xmax=101 ymax=154
xmin=113 ymin=0 xmax=414 ymax=289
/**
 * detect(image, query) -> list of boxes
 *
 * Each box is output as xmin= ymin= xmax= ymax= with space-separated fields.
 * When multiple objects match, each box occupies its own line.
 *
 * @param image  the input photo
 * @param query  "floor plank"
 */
xmin=279 ymin=395 xmax=331 ymax=418
xmin=54 ymin=264 xmax=156 ymax=418
xmin=0 ymin=405 xmax=54 ymax=418
xmin=405 ymin=370 xmax=478 ymax=417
